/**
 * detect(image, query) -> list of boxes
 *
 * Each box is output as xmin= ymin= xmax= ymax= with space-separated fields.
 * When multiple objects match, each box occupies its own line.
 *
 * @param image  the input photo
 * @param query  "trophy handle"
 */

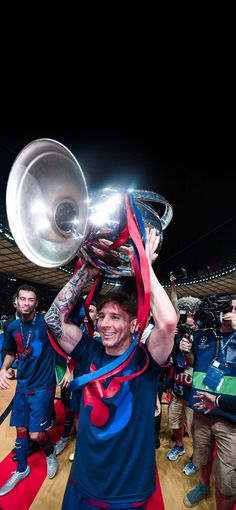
xmin=132 ymin=190 xmax=173 ymax=230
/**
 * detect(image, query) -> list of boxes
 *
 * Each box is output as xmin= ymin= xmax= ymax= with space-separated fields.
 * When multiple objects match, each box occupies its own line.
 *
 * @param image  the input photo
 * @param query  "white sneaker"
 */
xmin=0 ymin=466 xmax=30 ymax=496
xmin=183 ymin=459 xmax=199 ymax=476
xmin=54 ymin=437 xmax=69 ymax=455
xmin=167 ymin=444 xmax=186 ymax=461
xmin=46 ymin=450 xmax=58 ymax=479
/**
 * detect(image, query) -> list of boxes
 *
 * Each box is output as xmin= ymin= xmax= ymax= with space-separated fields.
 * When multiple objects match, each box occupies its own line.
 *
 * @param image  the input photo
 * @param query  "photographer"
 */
xmin=166 ymin=272 xmax=200 ymax=476
xmin=183 ymin=295 xmax=236 ymax=510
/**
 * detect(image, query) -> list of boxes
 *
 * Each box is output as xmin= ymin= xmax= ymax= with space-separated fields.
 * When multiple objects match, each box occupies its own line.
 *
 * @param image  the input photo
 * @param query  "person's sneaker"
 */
xmin=183 ymin=459 xmax=198 ymax=476
xmin=183 ymin=482 xmax=210 ymax=507
xmin=69 ymin=451 xmax=75 ymax=462
xmin=46 ymin=450 xmax=58 ymax=479
xmin=167 ymin=444 xmax=185 ymax=461
xmin=54 ymin=437 xmax=69 ymax=456
xmin=0 ymin=466 xmax=30 ymax=496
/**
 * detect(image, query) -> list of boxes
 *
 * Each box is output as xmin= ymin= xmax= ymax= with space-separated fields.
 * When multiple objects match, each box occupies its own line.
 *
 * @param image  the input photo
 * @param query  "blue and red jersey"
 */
xmin=171 ymin=335 xmax=194 ymax=401
xmin=4 ymin=314 xmax=56 ymax=392
xmin=69 ymin=335 xmax=161 ymax=505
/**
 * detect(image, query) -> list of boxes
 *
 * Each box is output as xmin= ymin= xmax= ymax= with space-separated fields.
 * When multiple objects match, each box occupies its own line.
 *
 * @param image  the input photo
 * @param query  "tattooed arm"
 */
xmin=45 ymin=263 xmax=99 ymax=354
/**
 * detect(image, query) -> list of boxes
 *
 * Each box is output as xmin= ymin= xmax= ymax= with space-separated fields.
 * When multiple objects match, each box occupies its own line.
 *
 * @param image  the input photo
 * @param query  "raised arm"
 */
xmin=169 ymin=272 xmax=180 ymax=321
xmin=145 ymin=229 xmax=177 ymax=366
xmin=45 ymin=263 xmax=99 ymax=354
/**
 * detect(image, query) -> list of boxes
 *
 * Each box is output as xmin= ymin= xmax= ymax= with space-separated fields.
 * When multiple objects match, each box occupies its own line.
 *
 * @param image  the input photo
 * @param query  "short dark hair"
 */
xmin=97 ymin=292 xmax=137 ymax=320
xmin=16 ymin=284 xmax=38 ymax=299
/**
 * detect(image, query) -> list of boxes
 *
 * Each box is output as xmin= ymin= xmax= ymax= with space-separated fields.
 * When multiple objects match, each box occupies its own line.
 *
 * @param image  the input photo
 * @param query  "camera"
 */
xmin=171 ymin=267 xmax=188 ymax=281
xmin=177 ymin=322 xmax=193 ymax=339
xmin=194 ymin=295 xmax=232 ymax=329
xmin=177 ymin=310 xmax=192 ymax=339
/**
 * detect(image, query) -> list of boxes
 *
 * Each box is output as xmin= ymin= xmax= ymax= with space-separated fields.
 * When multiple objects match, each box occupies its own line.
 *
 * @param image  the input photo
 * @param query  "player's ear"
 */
xmin=130 ymin=318 xmax=137 ymax=333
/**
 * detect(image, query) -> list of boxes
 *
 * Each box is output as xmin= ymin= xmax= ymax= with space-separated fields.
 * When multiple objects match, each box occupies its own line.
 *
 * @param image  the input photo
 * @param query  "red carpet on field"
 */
xmin=0 ymin=399 xmax=165 ymax=510
xmin=0 ymin=400 xmax=64 ymax=510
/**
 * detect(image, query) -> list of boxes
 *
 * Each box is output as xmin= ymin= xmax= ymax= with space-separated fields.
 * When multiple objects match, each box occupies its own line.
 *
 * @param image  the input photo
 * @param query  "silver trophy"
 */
xmin=6 ymin=138 xmax=173 ymax=275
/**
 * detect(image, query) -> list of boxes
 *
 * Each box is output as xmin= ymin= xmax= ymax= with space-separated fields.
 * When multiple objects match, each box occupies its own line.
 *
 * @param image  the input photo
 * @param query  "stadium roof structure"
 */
xmin=1 ymin=223 xmax=235 ymax=300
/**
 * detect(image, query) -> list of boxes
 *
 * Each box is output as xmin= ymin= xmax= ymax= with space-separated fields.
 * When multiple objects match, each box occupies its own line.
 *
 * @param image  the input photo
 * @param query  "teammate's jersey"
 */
xmin=4 ymin=314 xmax=56 ymax=392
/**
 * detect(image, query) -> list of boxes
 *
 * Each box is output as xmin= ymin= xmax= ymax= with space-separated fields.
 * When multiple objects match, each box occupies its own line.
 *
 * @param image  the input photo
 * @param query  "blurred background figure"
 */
xmin=166 ymin=272 xmax=200 ymax=476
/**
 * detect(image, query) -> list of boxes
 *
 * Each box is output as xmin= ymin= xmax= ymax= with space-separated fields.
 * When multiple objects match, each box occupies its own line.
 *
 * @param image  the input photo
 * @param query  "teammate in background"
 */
xmin=0 ymin=285 xmax=58 ymax=496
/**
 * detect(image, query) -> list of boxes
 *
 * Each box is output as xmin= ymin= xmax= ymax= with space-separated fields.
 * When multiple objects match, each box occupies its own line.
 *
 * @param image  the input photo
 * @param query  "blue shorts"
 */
xmin=10 ymin=388 xmax=55 ymax=432
xmin=62 ymin=476 xmax=146 ymax=510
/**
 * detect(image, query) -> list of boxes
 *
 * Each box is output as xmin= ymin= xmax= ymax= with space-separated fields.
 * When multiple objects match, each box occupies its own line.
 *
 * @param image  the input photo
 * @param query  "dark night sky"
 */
xmin=0 ymin=110 xmax=235 ymax=282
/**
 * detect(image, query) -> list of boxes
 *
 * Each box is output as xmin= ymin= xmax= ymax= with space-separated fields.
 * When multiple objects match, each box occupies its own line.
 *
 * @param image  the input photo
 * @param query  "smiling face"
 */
xmin=97 ymin=301 xmax=135 ymax=356
xmin=17 ymin=290 xmax=38 ymax=320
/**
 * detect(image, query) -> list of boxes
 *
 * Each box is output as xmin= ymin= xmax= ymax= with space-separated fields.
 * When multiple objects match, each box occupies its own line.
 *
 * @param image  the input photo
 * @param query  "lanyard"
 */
xmin=220 ymin=332 xmax=236 ymax=353
xmin=20 ymin=313 xmax=37 ymax=349
xmin=213 ymin=330 xmax=236 ymax=365
xmin=212 ymin=330 xmax=221 ymax=360
xmin=220 ymin=332 xmax=236 ymax=365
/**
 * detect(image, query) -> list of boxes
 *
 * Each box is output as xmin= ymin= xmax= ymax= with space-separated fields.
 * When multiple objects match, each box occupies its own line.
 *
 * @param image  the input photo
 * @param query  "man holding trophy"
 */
xmin=44 ymin=227 xmax=177 ymax=509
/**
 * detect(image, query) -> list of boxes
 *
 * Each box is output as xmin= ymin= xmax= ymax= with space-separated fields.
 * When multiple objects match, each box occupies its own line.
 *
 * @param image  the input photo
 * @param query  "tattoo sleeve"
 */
xmin=45 ymin=263 xmax=94 ymax=341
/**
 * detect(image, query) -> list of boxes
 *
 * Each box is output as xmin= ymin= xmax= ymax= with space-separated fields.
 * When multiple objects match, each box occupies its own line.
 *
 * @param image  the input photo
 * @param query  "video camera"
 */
xmin=194 ymin=295 xmax=232 ymax=329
